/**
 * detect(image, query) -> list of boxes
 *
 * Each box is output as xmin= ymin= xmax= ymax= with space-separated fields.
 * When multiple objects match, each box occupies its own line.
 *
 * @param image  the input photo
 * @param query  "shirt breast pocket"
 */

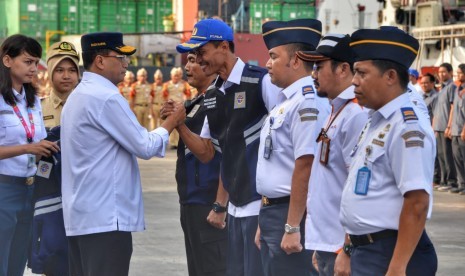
xmin=365 ymin=147 xmax=386 ymax=190
xmin=270 ymin=115 xmax=286 ymax=151
xmin=32 ymin=109 xmax=44 ymax=140
xmin=0 ymin=115 xmax=21 ymax=144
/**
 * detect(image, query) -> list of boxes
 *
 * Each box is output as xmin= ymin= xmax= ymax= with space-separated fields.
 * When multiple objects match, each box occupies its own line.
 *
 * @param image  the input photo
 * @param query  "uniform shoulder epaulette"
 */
xmin=400 ymin=107 xmax=418 ymax=122
xmin=302 ymin=85 xmax=315 ymax=96
xmin=246 ymin=64 xmax=267 ymax=74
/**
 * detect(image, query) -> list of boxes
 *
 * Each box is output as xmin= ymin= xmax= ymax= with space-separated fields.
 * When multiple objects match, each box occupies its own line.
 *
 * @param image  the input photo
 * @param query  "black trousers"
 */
xmin=68 ymin=231 xmax=132 ymax=276
xmin=452 ymin=136 xmax=465 ymax=187
xmin=436 ymin=131 xmax=457 ymax=185
xmin=180 ymin=204 xmax=228 ymax=276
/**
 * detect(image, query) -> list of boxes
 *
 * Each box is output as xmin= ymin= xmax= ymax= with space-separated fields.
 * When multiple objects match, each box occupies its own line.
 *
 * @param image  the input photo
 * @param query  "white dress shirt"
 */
xmin=305 ymin=86 xmax=368 ymax=252
xmin=256 ymin=76 xmax=330 ymax=198
xmin=0 ymin=88 xmax=46 ymax=177
xmin=340 ymin=93 xmax=434 ymax=235
xmin=61 ymin=72 xmax=169 ymax=236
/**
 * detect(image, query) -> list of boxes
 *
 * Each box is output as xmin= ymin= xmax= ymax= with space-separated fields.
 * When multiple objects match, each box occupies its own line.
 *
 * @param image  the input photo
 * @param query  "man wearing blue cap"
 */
xmin=339 ymin=27 xmax=437 ymax=275
xmin=408 ymin=68 xmax=422 ymax=93
xmin=61 ymin=32 xmax=186 ymax=275
xmin=296 ymin=34 xmax=368 ymax=276
xmin=171 ymin=18 xmax=280 ymax=276
xmin=253 ymin=19 xmax=330 ymax=275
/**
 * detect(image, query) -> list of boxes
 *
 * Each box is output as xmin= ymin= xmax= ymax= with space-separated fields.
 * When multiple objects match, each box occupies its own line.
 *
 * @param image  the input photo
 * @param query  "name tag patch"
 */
xmin=0 ymin=110 xmax=13 ymax=115
xmin=234 ymin=92 xmax=246 ymax=109
xmin=43 ymin=115 xmax=54 ymax=120
xmin=204 ymin=97 xmax=217 ymax=109
xmin=36 ymin=160 xmax=53 ymax=179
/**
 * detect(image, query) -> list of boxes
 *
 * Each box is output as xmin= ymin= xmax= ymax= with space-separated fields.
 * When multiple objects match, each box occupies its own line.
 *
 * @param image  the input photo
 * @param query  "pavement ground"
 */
xmin=25 ymin=149 xmax=465 ymax=275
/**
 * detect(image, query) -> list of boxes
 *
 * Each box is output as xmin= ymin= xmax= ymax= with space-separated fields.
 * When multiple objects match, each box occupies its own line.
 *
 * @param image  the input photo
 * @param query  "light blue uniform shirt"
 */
xmin=306 ymin=86 xmax=368 ymax=252
xmin=61 ymin=72 xmax=169 ymax=236
xmin=0 ymin=88 xmax=46 ymax=177
xmin=256 ymin=76 xmax=330 ymax=198
xmin=340 ymin=93 xmax=435 ymax=235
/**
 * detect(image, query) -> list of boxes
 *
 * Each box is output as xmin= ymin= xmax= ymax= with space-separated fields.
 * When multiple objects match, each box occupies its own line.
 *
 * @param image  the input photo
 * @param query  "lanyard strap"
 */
xmin=12 ymin=105 xmax=35 ymax=143
xmin=323 ymin=99 xmax=352 ymax=132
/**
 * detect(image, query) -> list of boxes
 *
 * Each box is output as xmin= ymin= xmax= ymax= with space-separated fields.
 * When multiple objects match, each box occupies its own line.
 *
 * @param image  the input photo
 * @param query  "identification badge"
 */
xmin=27 ymin=154 xmax=36 ymax=168
xmin=263 ymin=134 xmax=272 ymax=159
xmin=187 ymin=104 xmax=200 ymax=118
xmin=319 ymin=137 xmax=330 ymax=165
xmin=36 ymin=160 xmax=53 ymax=179
xmin=234 ymin=92 xmax=246 ymax=109
xmin=354 ymin=166 xmax=371 ymax=195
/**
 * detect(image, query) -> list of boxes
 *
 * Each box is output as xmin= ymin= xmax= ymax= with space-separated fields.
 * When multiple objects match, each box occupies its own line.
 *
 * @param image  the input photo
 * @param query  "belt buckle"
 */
xmin=366 ymin=233 xmax=374 ymax=244
xmin=262 ymin=196 xmax=270 ymax=206
xmin=25 ymin=177 xmax=34 ymax=186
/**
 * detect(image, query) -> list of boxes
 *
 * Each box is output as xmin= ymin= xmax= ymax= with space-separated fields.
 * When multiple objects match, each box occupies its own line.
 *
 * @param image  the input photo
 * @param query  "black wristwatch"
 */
xmin=212 ymin=202 xmax=227 ymax=213
xmin=342 ymin=243 xmax=353 ymax=257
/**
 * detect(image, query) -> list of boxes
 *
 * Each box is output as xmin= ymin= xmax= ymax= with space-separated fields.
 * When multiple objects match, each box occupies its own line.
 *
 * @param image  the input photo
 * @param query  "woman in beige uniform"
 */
xmin=41 ymin=41 xmax=80 ymax=129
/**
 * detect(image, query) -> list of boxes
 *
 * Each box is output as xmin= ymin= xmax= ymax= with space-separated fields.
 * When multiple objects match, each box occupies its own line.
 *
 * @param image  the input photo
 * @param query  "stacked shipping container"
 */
xmin=0 ymin=0 xmax=173 ymax=42
xmin=249 ymin=0 xmax=316 ymax=34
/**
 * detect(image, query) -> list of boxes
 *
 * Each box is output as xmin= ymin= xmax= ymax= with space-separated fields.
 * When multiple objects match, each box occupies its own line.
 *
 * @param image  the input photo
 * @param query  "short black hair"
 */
xmin=330 ymin=60 xmax=354 ymax=74
xmin=458 ymin=63 xmax=465 ymax=74
xmin=285 ymin=43 xmax=315 ymax=71
xmin=439 ymin=62 xmax=453 ymax=73
xmin=210 ymin=40 xmax=235 ymax=53
xmin=422 ymin=73 xmax=435 ymax=83
xmin=82 ymin=49 xmax=111 ymax=70
xmin=371 ymin=60 xmax=409 ymax=90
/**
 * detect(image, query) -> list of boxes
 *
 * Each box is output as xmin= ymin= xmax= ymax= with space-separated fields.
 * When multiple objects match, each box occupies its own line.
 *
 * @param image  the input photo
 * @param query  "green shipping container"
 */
xmin=0 ymin=0 xmax=8 ymax=38
xmin=79 ymin=0 xmax=98 ymax=34
xmin=59 ymin=0 xmax=79 ymax=34
xmin=249 ymin=2 xmax=282 ymax=34
xmin=281 ymin=4 xmax=316 ymax=21
xmin=59 ymin=0 xmax=98 ymax=34
xmin=19 ymin=0 xmax=58 ymax=39
xmin=99 ymin=0 xmax=137 ymax=33
xmin=137 ymin=0 xmax=172 ymax=33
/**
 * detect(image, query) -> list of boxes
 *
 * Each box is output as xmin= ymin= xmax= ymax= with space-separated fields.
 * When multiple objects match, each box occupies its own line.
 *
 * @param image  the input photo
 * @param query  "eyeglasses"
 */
xmin=100 ymin=55 xmax=130 ymax=63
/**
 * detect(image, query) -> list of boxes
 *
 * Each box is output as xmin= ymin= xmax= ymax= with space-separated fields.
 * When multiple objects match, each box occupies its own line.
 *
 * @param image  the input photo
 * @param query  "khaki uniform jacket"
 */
xmin=41 ymin=90 xmax=69 ymax=128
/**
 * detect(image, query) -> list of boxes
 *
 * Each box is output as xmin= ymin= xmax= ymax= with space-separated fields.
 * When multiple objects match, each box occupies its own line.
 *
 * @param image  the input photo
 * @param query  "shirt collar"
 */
xmin=82 ymin=71 xmax=119 ymax=92
xmin=49 ymin=89 xmax=70 ymax=109
xmin=13 ymin=87 xmax=26 ymax=102
xmin=330 ymin=85 xmax=355 ymax=110
xmin=370 ymin=92 xmax=410 ymax=121
xmin=280 ymin=76 xmax=315 ymax=100
xmin=442 ymin=79 xmax=453 ymax=88
xmin=226 ymin=58 xmax=245 ymax=85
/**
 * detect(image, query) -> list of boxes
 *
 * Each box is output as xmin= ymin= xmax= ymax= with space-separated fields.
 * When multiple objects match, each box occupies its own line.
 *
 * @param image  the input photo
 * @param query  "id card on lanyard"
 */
xmin=12 ymin=104 xmax=36 ymax=167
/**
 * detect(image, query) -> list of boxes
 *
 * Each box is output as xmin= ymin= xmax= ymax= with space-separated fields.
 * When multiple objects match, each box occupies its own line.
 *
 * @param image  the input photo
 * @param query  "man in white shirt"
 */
xmin=340 ymin=26 xmax=437 ymax=276
xmin=296 ymin=34 xmax=368 ymax=276
xmin=254 ymin=19 xmax=329 ymax=276
xmin=61 ymin=32 xmax=185 ymax=276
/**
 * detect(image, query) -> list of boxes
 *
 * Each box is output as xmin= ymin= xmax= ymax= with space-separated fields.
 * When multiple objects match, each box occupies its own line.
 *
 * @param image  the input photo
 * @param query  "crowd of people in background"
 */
xmin=408 ymin=64 xmax=465 ymax=195
xmin=1 ymin=15 xmax=465 ymax=276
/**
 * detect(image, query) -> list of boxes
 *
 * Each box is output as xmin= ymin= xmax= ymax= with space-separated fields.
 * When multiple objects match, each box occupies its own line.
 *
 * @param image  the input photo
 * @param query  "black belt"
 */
xmin=349 ymin=229 xmax=398 ymax=246
xmin=0 ymin=174 xmax=35 ymax=186
xmin=262 ymin=196 xmax=290 ymax=207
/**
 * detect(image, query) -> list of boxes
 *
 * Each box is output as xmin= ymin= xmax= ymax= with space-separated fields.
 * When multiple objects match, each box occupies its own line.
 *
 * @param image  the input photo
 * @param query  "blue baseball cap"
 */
xmin=176 ymin=19 xmax=234 ymax=53
xmin=408 ymin=68 xmax=419 ymax=78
